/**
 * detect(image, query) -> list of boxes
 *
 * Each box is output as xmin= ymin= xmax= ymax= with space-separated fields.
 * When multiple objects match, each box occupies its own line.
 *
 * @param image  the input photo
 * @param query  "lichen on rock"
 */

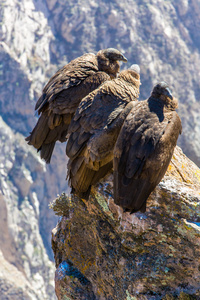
xmin=51 ymin=146 xmax=200 ymax=299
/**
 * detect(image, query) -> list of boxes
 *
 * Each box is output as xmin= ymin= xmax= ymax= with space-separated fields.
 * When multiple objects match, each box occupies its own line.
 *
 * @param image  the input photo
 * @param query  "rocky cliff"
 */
xmin=52 ymin=146 xmax=200 ymax=299
xmin=1 ymin=0 xmax=200 ymax=299
xmin=0 ymin=117 xmax=56 ymax=298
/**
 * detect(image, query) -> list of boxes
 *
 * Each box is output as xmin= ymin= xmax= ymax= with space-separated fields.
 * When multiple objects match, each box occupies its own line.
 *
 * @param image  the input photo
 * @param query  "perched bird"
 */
xmin=113 ymin=82 xmax=182 ymax=213
xmin=66 ymin=64 xmax=141 ymax=199
xmin=25 ymin=48 xmax=127 ymax=163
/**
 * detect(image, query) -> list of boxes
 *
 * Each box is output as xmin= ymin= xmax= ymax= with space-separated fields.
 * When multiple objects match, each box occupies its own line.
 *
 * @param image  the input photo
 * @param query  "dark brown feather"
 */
xmin=113 ymin=82 xmax=182 ymax=213
xmin=66 ymin=66 xmax=140 ymax=199
xmin=26 ymin=49 xmax=127 ymax=163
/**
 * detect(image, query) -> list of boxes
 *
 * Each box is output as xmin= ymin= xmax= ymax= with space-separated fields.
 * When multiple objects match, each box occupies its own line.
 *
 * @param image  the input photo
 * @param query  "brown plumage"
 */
xmin=66 ymin=64 xmax=141 ymax=199
xmin=113 ymin=82 xmax=182 ymax=213
xmin=25 ymin=48 xmax=127 ymax=163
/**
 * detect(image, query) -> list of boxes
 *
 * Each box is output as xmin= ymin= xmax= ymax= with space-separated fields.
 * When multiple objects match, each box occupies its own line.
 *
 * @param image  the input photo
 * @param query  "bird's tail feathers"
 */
xmin=71 ymin=186 xmax=91 ymax=201
xmin=114 ymin=174 xmax=149 ymax=213
xmin=39 ymin=142 xmax=56 ymax=164
xmin=25 ymin=112 xmax=49 ymax=149
xmin=68 ymin=157 xmax=96 ymax=200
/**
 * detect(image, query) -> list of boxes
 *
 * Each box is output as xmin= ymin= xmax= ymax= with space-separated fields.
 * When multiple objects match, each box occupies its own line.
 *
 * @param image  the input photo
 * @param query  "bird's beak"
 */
xmin=120 ymin=54 xmax=128 ymax=62
xmin=165 ymin=87 xmax=173 ymax=99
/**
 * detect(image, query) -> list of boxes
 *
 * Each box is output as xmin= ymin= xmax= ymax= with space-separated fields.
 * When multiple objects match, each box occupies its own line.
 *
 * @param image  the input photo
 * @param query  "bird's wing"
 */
xmin=66 ymin=74 xmax=140 ymax=197
xmin=35 ymin=53 xmax=99 ymax=112
xmin=47 ymin=71 xmax=110 ymax=115
xmin=30 ymin=71 xmax=110 ymax=150
xmin=66 ymin=80 xmax=129 ymax=160
xmin=27 ymin=53 xmax=111 ymax=163
xmin=114 ymin=102 xmax=167 ymax=178
xmin=114 ymin=103 xmax=181 ymax=212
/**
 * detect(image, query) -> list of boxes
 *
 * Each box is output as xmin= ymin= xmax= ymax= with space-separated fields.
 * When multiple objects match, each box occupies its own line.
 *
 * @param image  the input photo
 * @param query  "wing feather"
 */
xmin=27 ymin=69 xmax=109 ymax=163
xmin=114 ymin=101 xmax=181 ymax=212
xmin=66 ymin=78 xmax=133 ymax=160
xmin=67 ymin=69 xmax=140 ymax=199
xmin=35 ymin=53 xmax=98 ymax=111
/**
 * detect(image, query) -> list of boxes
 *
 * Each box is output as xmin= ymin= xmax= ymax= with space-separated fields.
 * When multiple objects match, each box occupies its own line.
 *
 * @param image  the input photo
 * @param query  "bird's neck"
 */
xmin=150 ymin=95 xmax=178 ymax=111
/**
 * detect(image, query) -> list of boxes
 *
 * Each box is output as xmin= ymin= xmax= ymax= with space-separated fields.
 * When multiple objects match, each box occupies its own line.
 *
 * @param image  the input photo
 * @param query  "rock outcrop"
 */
xmin=52 ymin=146 xmax=200 ymax=299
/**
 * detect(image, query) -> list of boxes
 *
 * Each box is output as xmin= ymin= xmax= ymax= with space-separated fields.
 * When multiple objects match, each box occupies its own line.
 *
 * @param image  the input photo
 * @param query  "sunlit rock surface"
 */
xmin=52 ymin=146 xmax=200 ymax=300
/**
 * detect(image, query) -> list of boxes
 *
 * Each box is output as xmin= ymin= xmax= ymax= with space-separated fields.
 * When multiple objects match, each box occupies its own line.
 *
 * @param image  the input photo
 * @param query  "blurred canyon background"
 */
xmin=0 ymin=0 xmax=200 ymax=298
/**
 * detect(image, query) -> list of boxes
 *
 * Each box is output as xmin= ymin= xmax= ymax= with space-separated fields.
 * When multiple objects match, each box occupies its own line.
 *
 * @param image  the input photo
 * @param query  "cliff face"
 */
xmin=1 ymin=0 xmax=200 ymax=299
xmin=52 ymin=147 xmax=200 ymax=300
xmin=0 ymin=117 xmax=56 ymax=299
xmin=0 ymin=0 xmax=62 ymax=298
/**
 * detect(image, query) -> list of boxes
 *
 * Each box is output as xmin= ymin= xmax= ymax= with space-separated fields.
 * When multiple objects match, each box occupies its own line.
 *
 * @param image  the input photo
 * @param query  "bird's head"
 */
xmin=118 ymin=64 xmax=140 ymax=83
xmin=129 ymin=64 xmax=140 ymax=74
xmin=102 ymin=48 xmax=128 ymax=62
xmin=151 ymin=82 xmax=178 ymax=109
xmin=97 ymin=48 xmax=127 ymax=79
xmin=128 ymin=64 xmax=140 ymax=81
xmin=117 ymin=64 xmax=140 ymax=99
xmin=152 ymin=82 xmax=173 ymax=99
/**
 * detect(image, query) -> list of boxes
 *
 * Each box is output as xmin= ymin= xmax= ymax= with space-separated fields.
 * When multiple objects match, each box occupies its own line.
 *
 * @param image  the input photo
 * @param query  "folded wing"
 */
xmin=114 ymin=100 xmax=182 ymax=213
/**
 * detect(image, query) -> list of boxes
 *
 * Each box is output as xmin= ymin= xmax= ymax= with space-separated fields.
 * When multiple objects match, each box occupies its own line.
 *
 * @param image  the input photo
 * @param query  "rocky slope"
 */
xmin=52 ymin=147 xmax=200 ymax=299
xmin=0 ymin=117 xmax=56 ymax=299
xmin=1 ymin=0 xmax=200 ymax=298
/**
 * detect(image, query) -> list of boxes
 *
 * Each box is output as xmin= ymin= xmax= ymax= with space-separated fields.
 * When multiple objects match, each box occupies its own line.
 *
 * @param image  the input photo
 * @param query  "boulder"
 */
xmin=51 ymin=146 xmax=200 ymax=299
